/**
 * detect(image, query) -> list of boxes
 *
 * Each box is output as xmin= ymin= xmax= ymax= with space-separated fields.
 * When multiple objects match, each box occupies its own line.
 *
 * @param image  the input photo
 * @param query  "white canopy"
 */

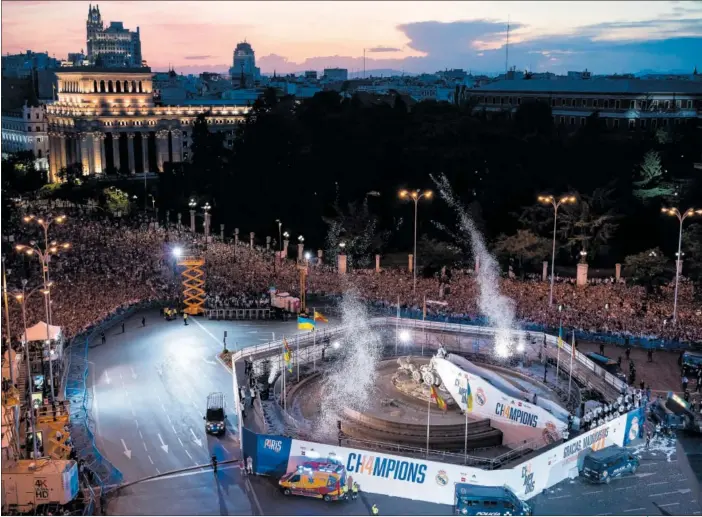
xmin=24 ymin=321 xmax=62 ymax=342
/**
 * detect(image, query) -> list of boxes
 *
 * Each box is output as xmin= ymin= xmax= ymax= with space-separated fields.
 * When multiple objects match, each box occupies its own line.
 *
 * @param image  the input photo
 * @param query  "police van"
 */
xmin=581 ymin=445 xmax=639 ymax=484
xmin=454 ymin=484 xmax=532 ymax=516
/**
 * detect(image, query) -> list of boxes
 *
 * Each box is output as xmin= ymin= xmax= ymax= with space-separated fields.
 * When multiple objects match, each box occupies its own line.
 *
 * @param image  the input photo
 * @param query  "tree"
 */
xmin=57 ymin=163 xmax=83 ymax=186
xmin=558 ymin=187 xmax=619 ymax=261
xmin=1 ymin=151 xmax=46 ymax=194
xmin=416 ymin=235 xmax=465 ymax=273
xmin=632 ymin=150 xmax=675 ymax=201
xmin=492 ymin=229 xmax=552 ymax=269
xmin=514 ymin=100 xmax=553 ymax=137
xmin=102 ymin=186 xmax=129 ymax=213
xmin=623 ymin=247 xmax=668 ymax=291
xmin=322 ymin=195 xmax=388 ymax=268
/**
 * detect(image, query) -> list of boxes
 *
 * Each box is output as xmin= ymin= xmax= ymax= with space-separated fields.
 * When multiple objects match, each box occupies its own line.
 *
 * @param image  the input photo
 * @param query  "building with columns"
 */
xmin=45 ymin=67 xmax=250 ymax=182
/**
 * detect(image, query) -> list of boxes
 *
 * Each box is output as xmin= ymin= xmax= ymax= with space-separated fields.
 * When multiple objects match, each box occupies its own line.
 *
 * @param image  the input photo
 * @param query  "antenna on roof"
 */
xmin=505 ymin=15 xmax=510 ymax=76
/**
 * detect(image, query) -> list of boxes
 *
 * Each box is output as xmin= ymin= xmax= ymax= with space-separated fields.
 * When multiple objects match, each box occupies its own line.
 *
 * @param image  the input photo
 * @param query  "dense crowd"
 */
xmin=2 ymin=205 xmax=701 ymax=347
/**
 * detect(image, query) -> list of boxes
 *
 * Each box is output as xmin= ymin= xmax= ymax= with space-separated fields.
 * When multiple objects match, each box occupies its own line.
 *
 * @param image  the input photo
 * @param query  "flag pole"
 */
xmin=426 ymin=391 xmax=431 ymax=459
xmin=297 ymin=334 xmax=300 ymax=383
xmin=464 ymin=407 xmax=468 ymax=465
xmin=556 ymin=319 xmax=562 ymax=381
xmin=568 ymin=330 xmax=575 ymax=402
xmin=313 ymin=327 xmax=316 ymax=373
xmin=395 ymin=295 xmax=400 ymax=355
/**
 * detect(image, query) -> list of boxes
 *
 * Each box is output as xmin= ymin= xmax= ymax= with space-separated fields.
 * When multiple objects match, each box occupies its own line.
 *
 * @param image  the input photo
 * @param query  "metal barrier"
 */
xmin=63 ymin=301 xmax=165 ymax=497
xmin=204 ymin=308 xmax=271 ymax=320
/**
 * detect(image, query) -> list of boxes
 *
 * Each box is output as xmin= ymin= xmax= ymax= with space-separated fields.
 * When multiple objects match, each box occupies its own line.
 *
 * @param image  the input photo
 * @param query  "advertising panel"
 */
xmin=433 ymin=358 xmax=565 ymax=444
xmin=244 ymin=428 xmax=293 ymax=476
xmin=287 ymin=438 xmax=513 ymax=505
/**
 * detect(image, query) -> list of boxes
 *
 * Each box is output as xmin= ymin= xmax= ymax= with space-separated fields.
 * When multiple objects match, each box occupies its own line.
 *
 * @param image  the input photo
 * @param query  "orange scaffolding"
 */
xmin=178 ymin=255 xmax=206 ymax=315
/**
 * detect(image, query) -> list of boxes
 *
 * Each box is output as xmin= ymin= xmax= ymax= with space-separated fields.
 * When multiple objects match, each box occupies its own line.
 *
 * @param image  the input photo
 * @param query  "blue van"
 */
xmin=581 ymin=445 xmax=639 ymax=484
xmin=454 ymin=484 xmax=532 ymax=516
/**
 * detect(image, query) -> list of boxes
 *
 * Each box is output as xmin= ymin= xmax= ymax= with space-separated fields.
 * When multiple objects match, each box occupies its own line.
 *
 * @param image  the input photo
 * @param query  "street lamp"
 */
xmin=399 ymin=189 xmax=433 ymax=292
xmin=21 ymin=214 xmax=68 ymax=325
xmin=661 ymin=207 xmax=702 ymax=323
xmin=189 ymin=199 xmax=197 ymax=233
xmin=537 ymin=194 xmax=577 ymax=307
xmin=13 ymin=279 xmax=51 ymax=459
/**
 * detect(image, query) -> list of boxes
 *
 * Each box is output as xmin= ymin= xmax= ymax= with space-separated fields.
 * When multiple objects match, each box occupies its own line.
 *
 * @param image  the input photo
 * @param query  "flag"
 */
xmin=557 ymin=324 xmax=564 ymax=349
xmin=283 ymin=337 xmax=293 ymax=373
xmin=464 ymin=381 xmax=473 ymax=412
xmin=313 ymin=311 xmax=328 ymax=323
xmin=297 ymin=315 xmax=315 ymax=330
xmin=430 ymin=385 xmax=447 ymax=411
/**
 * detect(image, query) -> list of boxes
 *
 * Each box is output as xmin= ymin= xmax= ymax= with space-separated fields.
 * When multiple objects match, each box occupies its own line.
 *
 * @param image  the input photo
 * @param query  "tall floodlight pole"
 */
xmin=661 ymin=207 xmax=702 ymax=323
xmin=16 ymin=240 xmax=70 ymax=403
xmin=22 ymin=214 xmax=68 ymax=325
xmin=399 ymin=189 xmax=432 ymax=293
xmin=537 ymin=195 xmax=577 ymax=307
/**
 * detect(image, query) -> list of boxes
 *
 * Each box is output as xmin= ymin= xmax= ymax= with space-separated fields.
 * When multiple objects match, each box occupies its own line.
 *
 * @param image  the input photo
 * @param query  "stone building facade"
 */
xmin=46 ymin=67 xmax=249 ymax=182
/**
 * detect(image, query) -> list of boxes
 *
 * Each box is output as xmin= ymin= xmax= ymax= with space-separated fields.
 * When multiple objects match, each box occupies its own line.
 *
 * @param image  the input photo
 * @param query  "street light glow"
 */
xmin=173 ymin=247 xmax=183 ymax=257
xmin=304 ymin=252 xmax=311 ymax=260
xmin=399 ymin=330 xmax=411 ymax=343
xmin=332 ymin=341 xmax=340 ymax=349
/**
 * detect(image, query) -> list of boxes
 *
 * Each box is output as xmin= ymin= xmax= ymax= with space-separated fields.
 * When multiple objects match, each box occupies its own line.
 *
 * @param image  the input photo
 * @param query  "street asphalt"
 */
xmin=91 ymin=309 xmax=701 ymax=516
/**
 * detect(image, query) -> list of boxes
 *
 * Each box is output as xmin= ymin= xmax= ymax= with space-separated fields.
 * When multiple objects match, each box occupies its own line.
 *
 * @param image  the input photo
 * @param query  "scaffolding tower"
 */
xmin=178 ymin=255 xmax=206 ymax=315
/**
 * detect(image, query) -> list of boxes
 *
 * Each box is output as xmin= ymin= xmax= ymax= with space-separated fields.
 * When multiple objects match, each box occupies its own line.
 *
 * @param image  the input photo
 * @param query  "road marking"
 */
xmin=157 ymin=394 xmax=162 ymax=403
xmin=138 ymin=430 xmax=143 ymax=439
xmin=156 ymin=468 xmax=161 ymax=474
xmin=104 ymin=371 xmax=111 ymax=385
xmin=222 ymin=446 xmax=230 ymax=454
xmin=192 ymin=318 xmax=222 ymax=346
xmin=130 ymin=407 xmax=136 ymax=417
xmin=143 ymin=464 xmax=239 ymax=483
xmin=119 ymin=372 xmax=123 ymax=380
xmin=191 ymin=401 xmax=198 ymax=410
xmin=547 ymin=495 xmax=569 ymax=500
xmin=161 ymin=404 xmax=168 ymax=413
xmin=648 ymin=481 xmax=670 ymax=486
xmin=143 ymin=442 xmax=148 ymax=451
xmin=623 ymin=509 xmax=645 ymax=513
xmin=166 ymin=414 xmax=172 ymax=424
xmin=120 ymin=439 xmax=132 ymax=459
xmin=131 ymin=367 xmax=137 ymax=379
xmin=157 ymin=433 xmax=169 ymax=453
xmin=178 ymin=437 xmax=184 ymax=447
xmin=244 ymin=475 xmax=264 ymax=516
xmin=134 ymin=419 xmax=139 ymax=429
xmin=185 ymin=449 xmax=193 ymax=460
xmin=583 ymin=490 xmax=603 ymax=495
xmin=658 ymin=503 xmax=679 ymax=508
xmin=125 ymin=391 xmax=129 ymax=398
xmin=148 ymin=455 xmax=154 ymax=465
xmin=202 ymin=357 xmax=217 ymax=365
xmin=172 ymin=425 xmax=178 ymax=435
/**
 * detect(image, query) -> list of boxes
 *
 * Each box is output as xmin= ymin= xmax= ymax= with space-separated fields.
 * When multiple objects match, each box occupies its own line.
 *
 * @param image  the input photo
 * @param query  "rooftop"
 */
xmin=56 ymin=66 xmax=151 ymax=74
xmin=473 ymin=79 xmax=702 ymax=95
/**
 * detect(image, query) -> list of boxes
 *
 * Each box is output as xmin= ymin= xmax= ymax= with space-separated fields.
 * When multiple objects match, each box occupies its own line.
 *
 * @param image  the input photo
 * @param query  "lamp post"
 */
xmin=661 ymin=207 xmax=702 ymax=323
xmin=297 ymin=235 xmax=305 ymax=263
xmin=203 ymin=202 xmax=212 ymax=244
xmin=14 ymin=279 xmax=50 ymax=459
xmin=21 ymin=214 xmax=67 ymax=325
xmin=537 ymin=195 xmax=577 ymax=307
xmin=399 ymin=189 xmax=432 ymax=293
xmin=276 ymin=220 xmax=282 ymax=252
xmin=189 ymin=199 xmax=197 ymax=233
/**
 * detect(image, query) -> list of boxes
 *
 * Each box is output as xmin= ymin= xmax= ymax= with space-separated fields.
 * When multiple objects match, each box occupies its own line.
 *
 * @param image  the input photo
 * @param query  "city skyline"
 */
xmin=2 ymin=0 xmax=702 ymax=75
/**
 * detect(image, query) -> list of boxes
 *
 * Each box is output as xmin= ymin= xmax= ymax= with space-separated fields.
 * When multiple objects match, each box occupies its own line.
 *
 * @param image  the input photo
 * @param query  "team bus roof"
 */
xmin=454 ymin=484 xmax=515 ymax=498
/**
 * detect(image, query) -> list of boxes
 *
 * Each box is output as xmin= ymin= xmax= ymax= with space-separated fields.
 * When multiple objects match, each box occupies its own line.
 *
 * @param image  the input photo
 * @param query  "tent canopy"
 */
xmin=24 ymin=321 xmax=62 ymax=342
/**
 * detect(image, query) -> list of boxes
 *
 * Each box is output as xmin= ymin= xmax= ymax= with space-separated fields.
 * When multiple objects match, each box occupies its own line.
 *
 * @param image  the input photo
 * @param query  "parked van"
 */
xmin=581 ymin=445 xmax=639 ymax=484
xmin=279 ymin=462 xmax=348 ymax=502
xmin=454 ymin=484 xmax=532 ymax=516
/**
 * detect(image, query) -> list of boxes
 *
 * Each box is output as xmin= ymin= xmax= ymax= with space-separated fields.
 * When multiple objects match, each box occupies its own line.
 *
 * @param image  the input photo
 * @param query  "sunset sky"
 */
xmin=2 ymin=1 xmax=702 ymax=75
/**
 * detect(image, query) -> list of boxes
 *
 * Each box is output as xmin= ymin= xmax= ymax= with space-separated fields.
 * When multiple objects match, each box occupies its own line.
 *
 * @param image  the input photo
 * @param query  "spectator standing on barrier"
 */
xmin=625 ymin=346 xmax=631 ymax=360
xmin=121 ymin=322 xmax=125 ymax=334
xmin=246 ymin=455 xmax=253 ymax=475
xmin=142 ymin=316 xmax=146 ymax=327
xmin=647 ymin=349 xmax=653 ymax=363
xmin=682 ymin=375 xmax=689 ymax=392
xmin=599 ymin=343 xmax=605 ymax=356
xmin=101 ymin=331 xmax=106 ymax=345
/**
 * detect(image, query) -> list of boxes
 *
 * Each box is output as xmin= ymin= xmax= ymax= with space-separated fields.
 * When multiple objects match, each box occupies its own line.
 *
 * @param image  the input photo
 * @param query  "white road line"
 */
xmin=156 ymin=468 xmax=161 ymax=474
xmin=172 ymin=425 xmax=178 ymax=435
xmin=623 ymin=509 xmax=645 ymax=513
xmin=650 ymin=491 xmax=677 ymax=497
xmin=583 ymin=490 xmax=603 ymax=495
xmin=547 ymin=495 xmax=569 ymax=500
xmin=648 ymin=481 xmax=670 ymax=486
xmin=166 ymin=414 xmax=172 ymax=424
xmin=130 ymin=407 xmax=136 ymax=417
xmin=658 ymin=503 xmax=680 ymax=508
xmin=148 ymin=455 xmax=154 ymax=465
xmin=134 ymin=419 xmax=139 ymax=429
xmin=119 ymin=372 xmax=123 ymax=380
xmin=161 ymin=404 xmax=167 ymax=413
xmin=192 ymin=317 xmax=222 ymax=346
xmin=143 ymin=442 xmax=148 ymax=451
xmin=138 ymin=430 xmax=143 ymax=439
xmin=191 ymin=401 xmax=198 ymax=410
xmin=125 ymin=391 xmax=129 ymax=398
xmin=157 ymin=394 xmax=162 ymax=403
xmin=222 ymin=446 xmax=230 ymax=454
xmin=185 ymin=449 xmax=193 ymax=460
xmin=178 ymin=437 xmax=184 ymax=447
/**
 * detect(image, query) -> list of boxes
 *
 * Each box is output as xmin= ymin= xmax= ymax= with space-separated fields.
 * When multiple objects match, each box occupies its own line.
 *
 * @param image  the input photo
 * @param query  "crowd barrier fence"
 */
xmin=204 ymin=308 xmax=271 ymax=320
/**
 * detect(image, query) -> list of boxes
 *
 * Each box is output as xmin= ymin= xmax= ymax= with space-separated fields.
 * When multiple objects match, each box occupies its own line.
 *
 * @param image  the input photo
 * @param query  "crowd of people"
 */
xmin=2 ymin=204 xmax=701 ymax=348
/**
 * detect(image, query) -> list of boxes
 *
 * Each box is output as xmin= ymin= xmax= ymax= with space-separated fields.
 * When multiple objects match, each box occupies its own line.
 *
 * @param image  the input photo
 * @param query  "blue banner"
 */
xmin=623 ymin=407 xmax=645 ymax=445
xmin=243 ymin=429 xmax=293 ymax=476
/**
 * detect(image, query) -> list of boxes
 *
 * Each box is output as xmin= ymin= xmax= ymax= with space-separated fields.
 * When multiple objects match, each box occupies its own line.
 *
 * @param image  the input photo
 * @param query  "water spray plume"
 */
xmin=318 ymin=288 xmax=383 ymax=437
xmin=430 ymin=173 xmax=518 ymax=356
